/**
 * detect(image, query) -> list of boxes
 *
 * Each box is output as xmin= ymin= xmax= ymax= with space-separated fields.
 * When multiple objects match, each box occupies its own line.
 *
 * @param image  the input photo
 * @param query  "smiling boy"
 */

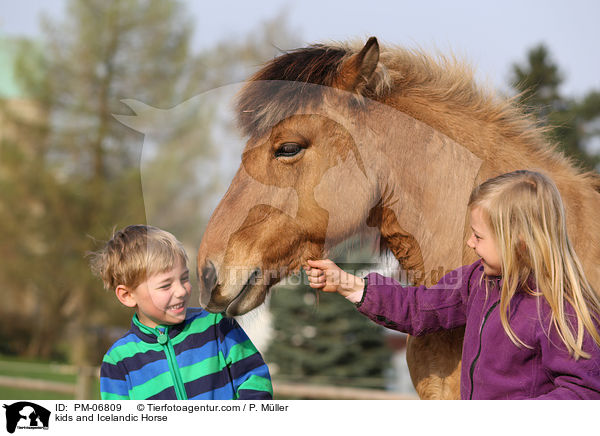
xmin=90 ymin=225 xmax=272 ymax=400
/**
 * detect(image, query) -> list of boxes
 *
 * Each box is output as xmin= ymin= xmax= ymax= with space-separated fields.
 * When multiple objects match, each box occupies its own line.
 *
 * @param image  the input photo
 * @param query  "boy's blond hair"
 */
xmin=469 ymin=170 xmax=600 ymax=358
xmin=90 ymin=225 xmax=188 ymax=291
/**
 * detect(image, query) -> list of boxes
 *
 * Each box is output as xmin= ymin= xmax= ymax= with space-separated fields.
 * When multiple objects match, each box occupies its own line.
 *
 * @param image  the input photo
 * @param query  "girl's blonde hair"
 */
xmin=89 ymin=225 xmax=188 ymax=291
xmin=469 ymin=170 xmax=600 ymax=358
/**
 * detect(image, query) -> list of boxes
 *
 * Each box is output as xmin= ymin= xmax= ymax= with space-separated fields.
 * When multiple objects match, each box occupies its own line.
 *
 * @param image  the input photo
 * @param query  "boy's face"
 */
xmin=467 ymin=206 xmax=502 ymax=276
xmin=131 ymin=260 xmax=191 ymax=328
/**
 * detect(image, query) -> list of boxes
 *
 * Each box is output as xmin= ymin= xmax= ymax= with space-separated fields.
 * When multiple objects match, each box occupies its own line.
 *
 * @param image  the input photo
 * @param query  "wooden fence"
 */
xmin=0 ymin=360 xmax=417 ymax=400
xmin=0 ymin=360 xmax=98 ymax=399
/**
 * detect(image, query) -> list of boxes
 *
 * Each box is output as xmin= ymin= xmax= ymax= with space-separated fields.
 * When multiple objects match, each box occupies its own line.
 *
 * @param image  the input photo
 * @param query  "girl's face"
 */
xmin=131 ymin=260 xmax=191 ymax=328
xmin=467 ymin=206 xmax=502 ymax=276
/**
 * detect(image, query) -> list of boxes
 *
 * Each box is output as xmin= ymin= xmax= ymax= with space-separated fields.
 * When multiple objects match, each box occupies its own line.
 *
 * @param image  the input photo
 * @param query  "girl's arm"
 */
xmin=306 ymin=259 xmax=364 ymax=298
xmin=306 ymin=259 xmax=477 ymax=336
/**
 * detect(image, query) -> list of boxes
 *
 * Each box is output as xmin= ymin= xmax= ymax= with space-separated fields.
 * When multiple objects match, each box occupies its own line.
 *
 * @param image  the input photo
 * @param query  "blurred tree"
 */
xmin=1 ymin=0 xmax=198 ymax=376
xmin=0 ymin=0 xmax=301 ymax=382
xmin=510 ymin=44 xmax=600 ymax=170
xmin=511 ymin=45 xmax=562 ymax=119
xmin=0 ymin=37 xmax=76 ymax=358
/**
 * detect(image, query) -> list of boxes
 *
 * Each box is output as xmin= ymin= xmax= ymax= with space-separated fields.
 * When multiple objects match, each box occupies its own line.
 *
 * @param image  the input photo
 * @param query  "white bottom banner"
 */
xmin=0 ymin=400 xmax=596 ymax=435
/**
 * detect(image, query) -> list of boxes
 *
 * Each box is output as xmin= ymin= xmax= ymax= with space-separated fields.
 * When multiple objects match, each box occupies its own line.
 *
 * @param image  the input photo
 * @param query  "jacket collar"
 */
xmin=130 ymin=313 xmax=187 ymax=343
xmin=475 ymin=259 xmax=540 ymax=296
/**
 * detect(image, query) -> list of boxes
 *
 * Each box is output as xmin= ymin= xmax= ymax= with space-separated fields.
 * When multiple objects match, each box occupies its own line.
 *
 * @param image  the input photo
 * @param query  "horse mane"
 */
xmin=236 ymin=39 xmax=594 ymax=181
xmin=236 ymin=43 xmax=350 ymax=138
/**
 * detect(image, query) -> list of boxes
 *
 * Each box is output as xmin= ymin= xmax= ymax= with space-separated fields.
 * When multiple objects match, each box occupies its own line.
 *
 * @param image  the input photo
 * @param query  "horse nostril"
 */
xmin=200 ymin=260 xmax=218 ymax=293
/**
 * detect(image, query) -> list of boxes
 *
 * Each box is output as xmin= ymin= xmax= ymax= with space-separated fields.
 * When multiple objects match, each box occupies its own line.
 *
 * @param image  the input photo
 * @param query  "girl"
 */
xmin=306 ymin=170 xmax=600 ymax=399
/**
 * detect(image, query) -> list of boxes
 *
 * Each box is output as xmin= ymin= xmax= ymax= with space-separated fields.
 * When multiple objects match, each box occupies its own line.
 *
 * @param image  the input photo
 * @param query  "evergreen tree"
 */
xmin=266 ymin=250 xmax=392 ymax=389
xmin=510 ymin=44 xmax=600 ymax=170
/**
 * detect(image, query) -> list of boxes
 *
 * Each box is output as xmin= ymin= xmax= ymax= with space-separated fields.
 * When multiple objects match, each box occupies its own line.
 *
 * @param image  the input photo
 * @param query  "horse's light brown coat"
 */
xmin=198 ymin=38 xmax=600 ymax=399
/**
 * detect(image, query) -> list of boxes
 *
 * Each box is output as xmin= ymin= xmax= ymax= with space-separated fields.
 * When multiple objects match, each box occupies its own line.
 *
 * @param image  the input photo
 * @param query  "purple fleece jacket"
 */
xmin=358 ymin=261 xmax=600 ymax=399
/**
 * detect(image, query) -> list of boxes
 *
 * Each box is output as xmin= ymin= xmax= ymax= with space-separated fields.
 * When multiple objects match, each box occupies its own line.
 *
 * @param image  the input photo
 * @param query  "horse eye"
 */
xmin=274 ymin=142 xmax=302 ymax=158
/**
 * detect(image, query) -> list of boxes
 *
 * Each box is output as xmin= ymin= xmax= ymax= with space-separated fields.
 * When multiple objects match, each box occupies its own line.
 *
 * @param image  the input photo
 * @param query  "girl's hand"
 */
xmin=305 ymin=259 xmax=364 ymax=298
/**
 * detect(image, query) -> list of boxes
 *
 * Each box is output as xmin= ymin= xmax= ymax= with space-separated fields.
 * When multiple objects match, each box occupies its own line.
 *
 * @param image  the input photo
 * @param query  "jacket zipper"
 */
xmin=468 ymin=300 xmax=500 ymax=400
xmin=133 ymin=316 xmax=188 ymax=400
xmin=155 ymin=326 xmax=188 ymax=400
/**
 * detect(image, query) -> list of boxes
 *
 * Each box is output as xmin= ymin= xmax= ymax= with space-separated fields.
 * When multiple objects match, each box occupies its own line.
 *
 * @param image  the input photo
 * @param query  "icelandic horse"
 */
xmin=197 ymin=37 xmax=600 ymax=399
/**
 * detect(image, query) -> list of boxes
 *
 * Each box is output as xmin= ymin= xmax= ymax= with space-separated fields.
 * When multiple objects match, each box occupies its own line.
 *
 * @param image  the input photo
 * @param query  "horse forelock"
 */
xmin=236 ymin=43 xmax=368 ymax=138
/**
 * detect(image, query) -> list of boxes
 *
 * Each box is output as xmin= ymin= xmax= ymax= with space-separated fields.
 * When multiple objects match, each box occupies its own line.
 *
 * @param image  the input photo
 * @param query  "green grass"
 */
xmin=0 ymin=366 xmax=77 ymax=383
xmin=0 ymin=355 xmax=101 ymax=400
xmin=0 ymin=386 xmax=74 ymax=400
xmin=0 ymin=380 xmax=102 ymax=400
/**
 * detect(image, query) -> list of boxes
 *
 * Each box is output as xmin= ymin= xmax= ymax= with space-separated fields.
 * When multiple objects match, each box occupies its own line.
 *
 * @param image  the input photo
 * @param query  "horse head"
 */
xmin=197 ymin=37 xmax=484 ymax=316
xmin=197 ymin=39 xmax=388 ymax=315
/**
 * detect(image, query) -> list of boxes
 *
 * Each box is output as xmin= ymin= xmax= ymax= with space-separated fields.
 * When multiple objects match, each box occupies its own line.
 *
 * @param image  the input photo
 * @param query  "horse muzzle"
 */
xmin=198 ymin=260 xmax=265 ymax=316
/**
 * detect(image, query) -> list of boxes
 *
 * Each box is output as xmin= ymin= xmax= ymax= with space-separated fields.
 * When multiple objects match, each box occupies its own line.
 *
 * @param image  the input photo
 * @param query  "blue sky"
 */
xmin=1 ymin=0 xmax=599 ymax=97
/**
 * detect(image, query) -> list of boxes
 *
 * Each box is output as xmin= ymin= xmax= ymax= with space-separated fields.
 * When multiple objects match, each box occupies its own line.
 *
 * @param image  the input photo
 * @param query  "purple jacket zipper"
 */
xmin=468 ymin=299 xmax=500 ymax=399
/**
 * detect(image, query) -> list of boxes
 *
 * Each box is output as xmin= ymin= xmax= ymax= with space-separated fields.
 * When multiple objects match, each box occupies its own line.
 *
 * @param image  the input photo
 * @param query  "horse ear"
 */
xmin=335 ymin=36 xmax=380 ymax=93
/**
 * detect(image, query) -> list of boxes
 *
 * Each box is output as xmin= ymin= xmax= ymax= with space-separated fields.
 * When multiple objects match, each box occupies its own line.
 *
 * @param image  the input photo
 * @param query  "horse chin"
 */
xmin=224 ymin=285 xmax=267 ymax=316
xmin=223 ymin=267 xmax=267 ymax=316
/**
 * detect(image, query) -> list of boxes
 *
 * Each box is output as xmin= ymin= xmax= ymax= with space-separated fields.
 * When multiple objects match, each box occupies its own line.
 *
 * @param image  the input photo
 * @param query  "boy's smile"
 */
xmin=132 ymin=260 xmax=191 ymax=328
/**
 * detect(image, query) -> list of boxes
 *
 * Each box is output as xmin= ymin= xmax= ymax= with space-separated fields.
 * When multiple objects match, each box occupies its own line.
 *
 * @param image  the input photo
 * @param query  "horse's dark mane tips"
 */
xmin=260 ymin=44 xmax=348 ymax=85
xmin=236 ymin=44 xmax=350 ymax=138
xmin=585 ymin=171 xmax=600 ymax=193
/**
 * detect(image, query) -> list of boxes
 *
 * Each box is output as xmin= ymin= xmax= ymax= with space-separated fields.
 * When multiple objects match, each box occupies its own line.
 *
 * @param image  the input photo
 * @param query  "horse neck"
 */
xmin=381 ymin=92 xmax=557 ymax=177
xmin=368 ymin=93 xmax=600 ymax=289
xmin=358 ymin=105 xmax=482 ymax=285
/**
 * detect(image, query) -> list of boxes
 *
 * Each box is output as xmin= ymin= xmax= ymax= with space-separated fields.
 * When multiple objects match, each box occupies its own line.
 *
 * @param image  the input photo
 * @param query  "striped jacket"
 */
xmin=100 ymin=308 xmax=272 ymax=400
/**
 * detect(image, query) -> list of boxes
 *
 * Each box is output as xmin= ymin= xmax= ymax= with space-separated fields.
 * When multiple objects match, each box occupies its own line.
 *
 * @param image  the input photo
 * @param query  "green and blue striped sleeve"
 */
xmin=218 ymin=316 xmax=273 ymax=400
xmin=100 ymin=353 xmax=130 ymax=400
